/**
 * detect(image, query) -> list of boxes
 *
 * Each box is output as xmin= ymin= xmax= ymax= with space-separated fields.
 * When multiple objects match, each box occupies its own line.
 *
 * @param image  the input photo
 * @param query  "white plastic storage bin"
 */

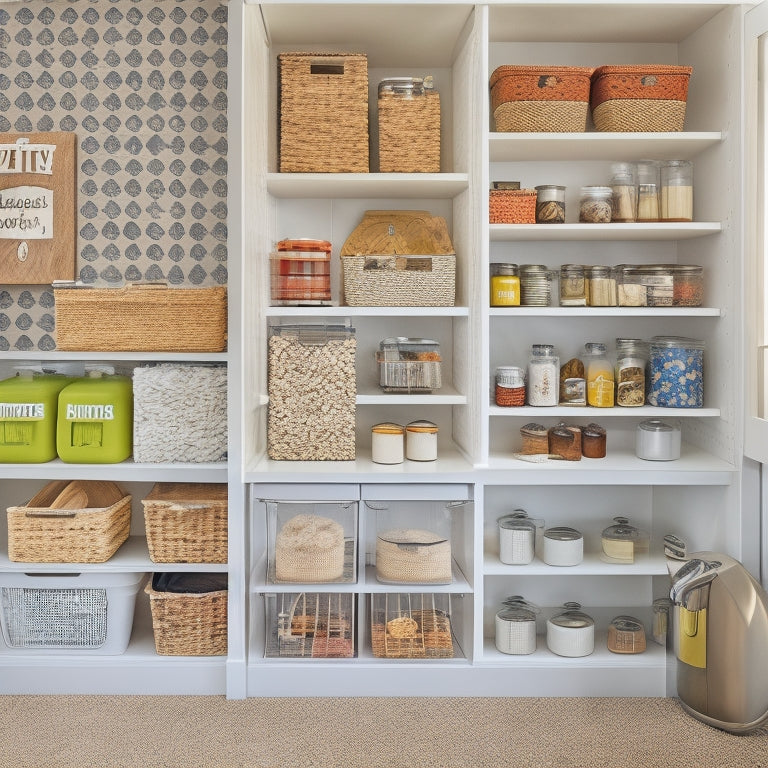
xmin=0 ymin=571 xmax=144 ymax=654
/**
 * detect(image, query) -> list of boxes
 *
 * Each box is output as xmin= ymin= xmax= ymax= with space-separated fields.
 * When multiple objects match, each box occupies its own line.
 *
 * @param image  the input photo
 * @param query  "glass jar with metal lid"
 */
xmin=579 ymin=186 xmax=613 ymax=223
xmin=559 ymin=264 xmax=588 ymax=306
xmin=636 ymin=418 xmax=681 ymax=461
xmin=671 ymin=264 xmax=704 ymax=307
xmin=586 ymin=265 xmax=617 ymax=307
xmin=648 ymin=336 xmax=704 ymax=408
xmin=607 ymin=615 xmax=647 ymax=654
xmin=615 ymin=338 xmax=648 ymax=407
xmin=616 ymin=264 xmax=673 ymax=307
xmin=490 ymin=263 xmax=520 ymax=307
xmin=546 ymin=602 xmax=595 ymax=657
xmin=495 ymin=596 xmax=539 ymax=655
xmin=601 ymin=516 xmax=649 ymax=564
xmin=534 ymin=184 xmax=566 ymax=223
xmin=378 ymin=76 xmax=431 ymax=98
xmin=371 ymin=422 xmax=405 ymax=465
xmin=527 ymin=344 xmax=559 ymax=406
xmin=519 ymin=264 xmax=553 ymax=306
xmin=541 ymin=526 xmax=583 ymax=566
xmin=405 ymin=420 xmax=438 ymax=461
xmin=498 ymin=510 xmax=543 ymax=565
xmin=495 ymin=366 xmax=525 ymax=407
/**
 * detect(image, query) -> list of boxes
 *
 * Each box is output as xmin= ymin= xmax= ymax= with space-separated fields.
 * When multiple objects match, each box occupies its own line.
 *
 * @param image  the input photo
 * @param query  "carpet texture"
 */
xmin=0 ymin=696 xmax=767 ymax=767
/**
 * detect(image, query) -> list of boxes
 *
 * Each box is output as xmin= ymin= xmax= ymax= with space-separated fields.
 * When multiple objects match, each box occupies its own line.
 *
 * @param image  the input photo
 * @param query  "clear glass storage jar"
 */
xmin=648 ymin=336 xmax=705 ymax=408
xmin=490 ymin=263 xmax=520 ymax=307
xmin=636 ymin=160 xmax=660 ymax=222
xmin=616 ymin=264 xmax=674 ymax=307
xmin=672 ymin=264 xmax=704 ymax=307
xmin=584 ymin=342 xmax=614 ymax=408
xmin=527 ymin=344 xmax=559 ymax=406
xmin=601 ymin=516 xmax=649 ymax=564
xmin=559 ymin=264 xmax=588 ymax=306
xmin=615 ymin=338 xmax=648 ymax=407
xmin=610 ymin=162 xmax=637 ymax=222
xmin=586 ymin=265 xmax=617 ymax=307
xmin=579 ymin=186 xmax=613 ymax=223
xmin=534 ymin=184 xmax=566 ymax=223
xmin=519 ymin=264 xmax=552 ymax=307
xmin=660 ymin=160 xmax=693 ymax=221
xmin=495 ymin=596 xmax=539 ymax=655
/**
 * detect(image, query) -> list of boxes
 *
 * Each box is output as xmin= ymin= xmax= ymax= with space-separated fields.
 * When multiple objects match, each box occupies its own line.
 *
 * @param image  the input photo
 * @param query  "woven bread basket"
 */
xmin=490 ymin=65 xmax=594 ymax=132
xmin=590 ymin=65 xmax=692 ymax=132
xmin=489 ymin=189 xmax=537 ymax=223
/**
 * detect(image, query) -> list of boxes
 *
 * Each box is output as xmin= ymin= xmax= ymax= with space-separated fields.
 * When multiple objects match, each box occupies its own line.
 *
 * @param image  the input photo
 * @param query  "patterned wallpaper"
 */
xmin=0 ymin=0 xmax=228 ymax=350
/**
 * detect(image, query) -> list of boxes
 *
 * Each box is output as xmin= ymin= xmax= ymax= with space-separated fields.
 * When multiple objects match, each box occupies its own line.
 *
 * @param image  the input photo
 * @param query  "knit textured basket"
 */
xmin=54 ymin=284 xmax=227 ymax=352
xmin=145 ymin=583 xmax=228 ymax=656
xmin=375 ymin=529 xmax=452 ymax=584
xmin=278 ymin=52 xmax=369 ymax=173
xmin=489 ymin=189 xmax=537 ymax=223
xmin=590 ymin=65 xmax=692 ymax=132
xmin=274 ymin=514 xmax=346 ymax=583
xmin=490 ymin=65 xmax=594 ymax=132
xmin=142 ymin=483 xmax=228 ymax=564
xmin=378 ymin=90 xmax=440 ymax=173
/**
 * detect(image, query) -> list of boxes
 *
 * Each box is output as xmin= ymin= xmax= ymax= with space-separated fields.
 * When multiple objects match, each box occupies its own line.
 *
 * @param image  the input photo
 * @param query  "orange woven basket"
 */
xmin=490 ymin=65 xmax=594 ymax=132
xmin=489 ymin=189 xmax=537 ymax=224
xmin=590 ymin=65 xmax=692 ymax=132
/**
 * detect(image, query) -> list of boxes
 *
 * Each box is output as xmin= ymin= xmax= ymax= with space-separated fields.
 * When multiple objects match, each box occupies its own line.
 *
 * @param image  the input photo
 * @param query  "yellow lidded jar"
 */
xmin=490 ymin=263 xmax=520 ymax=307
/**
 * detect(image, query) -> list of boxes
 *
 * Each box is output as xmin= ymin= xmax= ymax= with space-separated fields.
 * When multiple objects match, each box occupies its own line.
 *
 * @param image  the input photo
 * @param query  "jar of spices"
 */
xmin=559 ymin=264 xmax=588 ymax=306
xmin=527 ymin=344 xmax=559 ymax=406
xmin=584 ymin=342 xmax=615 ymax=407
xmin=495 ymin=366 xmax=526 ymax=407
xmin=519 ymin=264 xmax=552 ymax=307
xmin=371 ymin=422 xmax=405 ymax=464
xmin=636 ymin=160 xmax=660 ymax=222
xmin=610 ymin=162 xmax=637 ymax=222
xmin=405 ymin=420 xmax=438 ymax=461
xmin=648 ymin=337 xmax=704 ymax=408
xmin=586 ymin=265 xmax=617 ymax=307
xmin=579 ymin=186 xmax=613 ymax=223
xmin=607 ymin=615 xmax=646 ymax=654
xmin=534 ymin=184 xmax=566 ymax=223
xmin=495 ymin=596 xmax=539 ymax=655
xmin=490 ymin=263 xmax=520 ymax=307
xmin=498 ymin=511 xmax=542 ymax=565
xmin=660 ymin=160 xmax=693 ymax=221
xmin=546 ymin=602 xmax=594 ymax=657
xmin=615 ymin=338 xmax=648 ymax=407
xmin=671 ymin=264 xmax=704 ymax=307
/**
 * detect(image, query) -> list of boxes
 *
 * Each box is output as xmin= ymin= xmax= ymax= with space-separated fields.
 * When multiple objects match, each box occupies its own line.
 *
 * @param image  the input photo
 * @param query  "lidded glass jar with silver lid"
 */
xmin=519 ymin=264 xmax=553 ymax=307
xmin=546 ymin=602 xmax=595 ymax=657
xmin=601 ymin=516 xmax=649 ymax=564
xmin=378 ymin=75 xmax=433 ymax=98
xmin=541 ymin=526 xmax=583 ymax=566
xmin=497 ymin=510 xmax=543 ymax=565
xmin=495 ymin=596 xmax=539 ymax=655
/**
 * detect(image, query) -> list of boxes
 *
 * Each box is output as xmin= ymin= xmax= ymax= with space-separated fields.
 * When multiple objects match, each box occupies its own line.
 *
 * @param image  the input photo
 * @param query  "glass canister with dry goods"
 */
xmin=535 ymin=184 xmax=566 ymax=223
xmin=601 ymin=516 xmax=649 ymax=564
xmin=519 ymin=264 xmax=553 ymax=306
xmin=495 ymin=366 xmax=526 ymax=407
xmin=584 ymin=342 xmax=614 ymax=408
xmin=559 ymin=264 xmax=588 ymax=306
xmin=660 ymin=160 xmax=693 ymax=222
xmin=647 ymin=336 xmax=704 ymax=408
xmin=579 ymin=186 xmax=613 ymax=223
xmin=586 ymin=265 xmax=617 ymax=306
xmin=636 ymin=160 xmax=660 ymax=222
xmin=527 ymin=344 xmax=559 ymax=406
xmin=495 ymin=596 xmax=539 ymax=655
xmin=615 ymin=338 xmax=648 ymax=407
xmin=610 ymin=162 xmax=637 ymax=222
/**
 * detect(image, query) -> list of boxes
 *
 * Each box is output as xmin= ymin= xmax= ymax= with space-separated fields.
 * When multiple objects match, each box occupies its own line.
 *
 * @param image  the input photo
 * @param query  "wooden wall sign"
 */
xmin=0 ymin=132 xmax=76 ymax=284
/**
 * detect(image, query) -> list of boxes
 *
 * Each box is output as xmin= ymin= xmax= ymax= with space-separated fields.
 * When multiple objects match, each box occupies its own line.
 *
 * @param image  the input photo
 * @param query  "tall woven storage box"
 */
xmin=590 ymin=65 xmax=693 ymax=132
xmin=490 ymin=65 xmax=594 ymax=132
xmin=142 ymin=483 xmax=228 ymax=564
xmin=278 ymin=52 xmax=369 ymax=173
xmin=54 ymin=284 xmax=227 ymax=352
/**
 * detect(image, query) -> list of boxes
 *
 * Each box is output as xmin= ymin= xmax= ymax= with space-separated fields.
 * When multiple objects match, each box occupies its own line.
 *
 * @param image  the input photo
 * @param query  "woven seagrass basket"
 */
xmin=54 ymin=284 xmax=227 ymax=352
xmin=490 ymin=65 xmax=594 ymax=132
xmin=142 ymin=483 xmax=228 ymax=564
xmin=590 ymin=65 xmax=692 ymax=132
xmin=378 ymin=89 xmax=440 ymax=172
xmin=145 ymin=581 xmax=228 ymax=656
xmin=489 ymin=189 xmax=537 ymax=223
xmin=278 ymin=52 xmax=369 ymax=173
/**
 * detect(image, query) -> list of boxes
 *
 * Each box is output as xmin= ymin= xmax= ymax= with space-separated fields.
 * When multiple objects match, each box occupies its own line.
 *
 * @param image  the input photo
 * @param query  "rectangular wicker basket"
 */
xmin=54 ymin=284 xmax=227 ymax=352
xmin=341 ymin=253 xmax=455 ymax=307
xmin=489 ymin=189 xmax=537 ymax=224
xmin=378 ymin=90 xmax=440 ymax=173
xmin=278 ymin=52 xmax=369 ymax=173
xmin=490 ymin=65 xmax=594 ymax=132
xmin=142 ymin=483 xmax=228 ymax=564
xmin=7 ymin=480 xmax=131 ymax=563
xmin=590 ymin=65 xmax=693 ymax=132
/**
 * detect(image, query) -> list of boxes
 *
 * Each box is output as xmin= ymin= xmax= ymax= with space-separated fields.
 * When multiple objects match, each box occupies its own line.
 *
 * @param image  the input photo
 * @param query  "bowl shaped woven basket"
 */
xmin=490 ymin=65 xmax=594 ymax=132
xmin=489 ymin=189 xmax=537 ymax=223
xmin=590 ymin=65 xmax=692 ymax=132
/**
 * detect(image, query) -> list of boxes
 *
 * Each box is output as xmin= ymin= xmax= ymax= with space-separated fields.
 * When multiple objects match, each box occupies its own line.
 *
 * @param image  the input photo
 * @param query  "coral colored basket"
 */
xmin=489 ymin=189 xmax=537 ymax=224
xmin=590 ymin=65 xmax=692 ymax=132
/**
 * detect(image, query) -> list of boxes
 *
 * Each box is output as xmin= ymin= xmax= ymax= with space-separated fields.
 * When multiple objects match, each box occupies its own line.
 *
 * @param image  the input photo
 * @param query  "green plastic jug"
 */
xmin=56 ymin=367 xmax=133 ymax=464
xmin=0 ymin=368 xmax=70 ymax=463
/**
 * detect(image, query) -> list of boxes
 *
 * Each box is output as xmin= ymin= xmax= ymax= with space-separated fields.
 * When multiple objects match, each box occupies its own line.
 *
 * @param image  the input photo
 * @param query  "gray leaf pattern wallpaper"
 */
xmin=0 ymin=0 xmax=228 ymax=351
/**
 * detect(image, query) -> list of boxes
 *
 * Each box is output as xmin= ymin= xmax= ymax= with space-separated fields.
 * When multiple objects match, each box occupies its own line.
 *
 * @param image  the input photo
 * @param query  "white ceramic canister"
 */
xmin=495 ymin=596 xmax=539 ymax=655
xmin=405 ymin=420 xmax=438 ymax=461
xmin=498 ymin=510 xmax=542 ymax=565
xmin=541 ymin=526 xmax=583 ymax=567
xmin=371 ymin=422 xmax=405 ymax=464
xmin=546 ymin=602 xmax=595 ymax=657
xmin=635 ymin=419 xmax=681 ymax=461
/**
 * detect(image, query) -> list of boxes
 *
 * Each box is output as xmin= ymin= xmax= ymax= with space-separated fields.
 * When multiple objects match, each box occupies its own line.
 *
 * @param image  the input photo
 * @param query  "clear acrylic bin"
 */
xmin=375 ymin=337 xmax=442 ymax=394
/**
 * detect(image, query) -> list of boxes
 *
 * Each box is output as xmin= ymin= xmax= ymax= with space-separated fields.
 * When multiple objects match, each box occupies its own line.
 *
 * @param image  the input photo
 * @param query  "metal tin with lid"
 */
xmin=541 ymin=526 xmax=583 ymax=566
xmin=607 ymin=615 xmax=647 ymax=654
xmin=498 ymin=510 xmax=543 ymax=565
xmin=636 ymin=418 xmax=681 ymax=461
xmin=495 ymin=596 xmax=539 ymax=655
xmin=601 ymin=516 xmax=648 ymax=564
xmin=546 ymin=602 xmax=595 ymax=657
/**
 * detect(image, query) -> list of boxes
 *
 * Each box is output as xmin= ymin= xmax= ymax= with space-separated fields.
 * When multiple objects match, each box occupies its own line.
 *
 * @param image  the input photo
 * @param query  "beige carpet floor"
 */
xmin=0 ymin=696 xmax=767 ymax=768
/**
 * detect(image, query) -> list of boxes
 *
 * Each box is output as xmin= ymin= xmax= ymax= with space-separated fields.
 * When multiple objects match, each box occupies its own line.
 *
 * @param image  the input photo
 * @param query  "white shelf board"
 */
xmin=488 ymin=405 xmax=721 ymax=418
xmin=0 ymin=460 xmax=228 ymax=483
xmin=267 ymin=173 xmax=469 ymax=199
xmin=483 ymin=551 xmax=669 ymax=577
xmin=266 ymin=306 xmax=470 ymax=318
xmin=0 ymin=351 xmax=229 ymax=362
xmin=489 ymin=222 xmax=722 ymax=241
xmin=489 ymin=132 xmax=722 ymax=163
xmin=357 ymin=384 xmax=467 ymax=405
xmin=489 ymin=307 xmax=721 ymax=318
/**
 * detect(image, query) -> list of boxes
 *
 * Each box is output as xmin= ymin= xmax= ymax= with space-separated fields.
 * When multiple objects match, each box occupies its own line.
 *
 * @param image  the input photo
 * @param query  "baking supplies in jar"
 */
xmin=527 ymin=344 xmax=559 ymax=406
xmin=652 ymin=597 xmax=673 ymax=646
xmin=375 ymin=528 xmax=451 ymax=584
xmin=541 ymin=526 xmax=583 ymax=566
xmin=615 ymin=338 xmax=648 ymax=407
xmin=636 ymin=419 xmax=681 ymax=461
xmin=660 ymin=159 xmax=693 ymax=221
xmin=616 ymin=264 xmax=673 ymax=307
xmin=672 ymin=264 xmax=704 ymax=306
xmin=636 ymin=160 xmax=660 ymax=222
xmin=610 ymin=162 xmax=637 ymax=222
xmin=559 ymin=264 xmax=588 ymax=306
xmin=584 ymin=342 xmax=615 ymax=407
xmin=647 ymin=336 xmax=704 ymax=408
xmin=498 ymin=510 xmax=543 ymax=565
xmin=270 ymin=238 xmax=332 ymax=306
xmin=579 ymin=186 xmax=613 ymax=223
xmin=546 ymin=602 xmax=594 ymax=657
xmin=490 ymin=263 xmax=521 ymax=306
xmin=519 ymin=264 xmax=553 ymax=306
xmin=495 ymin=596 xmax=539 ymax=655
xmin=607 ymin=615 xmax=646 ymax=654
xmin=601 ymin=516 xmax=648 ymax=564
xmin=405 ymin=420 xmax=438 ymax=461
xmin=376 ymin=337 xmax=442 ymax=394
xmin=586 ymin=265 xmax=617 ymax=306
xmin=559 ymin=357 xmax=586 ymax=406
xmin=520 ymin=423 xmax=548 ymax=455
xmin=495 ymin=366 xmax=526 ymax=407
xmin=371 ymin=423 xmax=405 ymax=465
xmin=548 ymin=422 xmax=582 ymax=461
xmin=582 ymin=422 xmax=606 ymax=458
xmin=534 ymin=184 xmax=566 ymax=223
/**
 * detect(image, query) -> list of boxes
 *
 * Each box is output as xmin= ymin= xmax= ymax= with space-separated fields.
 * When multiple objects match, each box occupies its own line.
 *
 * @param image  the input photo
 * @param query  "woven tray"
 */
xmin=142 ymin=483 xmax=228 ymax=564
xmin=590 ymin=65 xmax=692 ymax=132
xmin=145 ymin=583 xmax=228 ymax=656
xmin=371 ymin=609 xmax=454 ymax=659
xmin=489 ymin=189 xmax=537 ymax=224
xmin=278 ymin=52 xmax=369 ymax=173
xmin=490 ymin=65 xmax=593 ymax=132
xmin=54 ymin=284 xmax=227 ymax=352
xmin=7 ymin=480 xmax=131 ymax=563
xmin=378 ymin=90 xmax=440 ymax=173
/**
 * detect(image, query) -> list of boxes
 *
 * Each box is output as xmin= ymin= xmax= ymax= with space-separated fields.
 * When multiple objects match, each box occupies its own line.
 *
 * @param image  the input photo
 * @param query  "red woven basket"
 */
xmin=489 ymin=189 xmax=537 ymax=224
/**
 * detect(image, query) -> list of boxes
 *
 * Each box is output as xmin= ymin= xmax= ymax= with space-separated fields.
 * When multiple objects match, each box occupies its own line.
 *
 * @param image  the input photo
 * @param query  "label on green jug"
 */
xmin=65 ymin=404 xmax=115 ymax=421
xmin=0 ymin=402 xmax=44 ymax=420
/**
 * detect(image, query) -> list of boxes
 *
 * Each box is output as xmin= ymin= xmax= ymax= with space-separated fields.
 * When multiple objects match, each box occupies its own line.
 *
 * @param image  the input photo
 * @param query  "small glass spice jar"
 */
xmin=490 ymin=263 xmax=520 ymax=306
xmin=559 ymin=264 xmax=588 ymax=306
xmin=586 ymin=265 xmax=617 ymax=307
xmin=671 ymin=264 xmax=704 ymax=307
xmin=660 ymin=160 xmax=693 ymax=222
xmin=405 ymin=420 xmax=438 ymax=461
xmin=371 ymin=422 xmax=405 ymax=465
xmin=610 ymin=162 xmax=637 ymax=223
xmin=579 ymin=186 xmax=613 ymax=223
xmin=527 ymin=344 xmax=559 ymax=406
xmin=495 ymin=366 xmax=526 ymax=407
xmin=534 ymin=184 xmax=566 ymax=223
xmin=495 ymin=596 xmax=539 ymax=655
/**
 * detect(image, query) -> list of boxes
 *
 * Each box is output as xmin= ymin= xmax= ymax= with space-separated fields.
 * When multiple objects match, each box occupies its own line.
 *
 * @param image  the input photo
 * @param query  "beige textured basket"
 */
xmin=7 ymin=480 xmax=131 ymax=563
xmin=274 ymin=514 xmax=346 ymax=583
xmin=54 ymin=284 xmax=227 ymax=352
xmin=145 ymin=583 xmax=228 ymax=656
xmin=278 ymin=52 xmax=369 ymax=173
xmin=142 ymin=483 xmax=228 ymax=564
xmin=378 ymin=90 xmax=440 ymax=173
xmin=376 ymin=529 xmax=452 ymax=584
